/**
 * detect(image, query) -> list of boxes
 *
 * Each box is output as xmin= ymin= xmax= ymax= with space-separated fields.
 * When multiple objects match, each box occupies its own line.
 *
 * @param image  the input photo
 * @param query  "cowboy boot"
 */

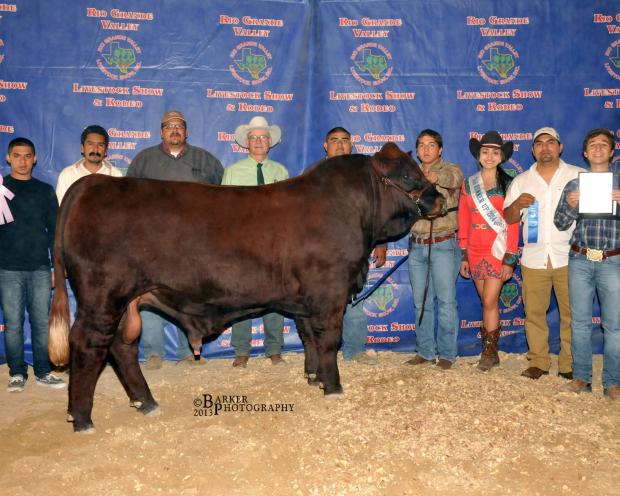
xmin=477 ymin=326 xmax=500 ymax=372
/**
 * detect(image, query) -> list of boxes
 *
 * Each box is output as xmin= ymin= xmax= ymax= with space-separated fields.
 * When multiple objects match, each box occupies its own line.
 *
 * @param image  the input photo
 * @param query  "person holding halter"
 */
xmin=458 ymin=131 xmax=520 ymax=371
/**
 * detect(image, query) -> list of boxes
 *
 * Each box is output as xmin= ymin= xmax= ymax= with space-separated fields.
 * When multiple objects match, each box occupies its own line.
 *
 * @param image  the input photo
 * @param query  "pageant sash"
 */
xmin=0 ymin=176 xmax=15 ymax=225
xmin=469 ymin=173 xmax=507 ymax=260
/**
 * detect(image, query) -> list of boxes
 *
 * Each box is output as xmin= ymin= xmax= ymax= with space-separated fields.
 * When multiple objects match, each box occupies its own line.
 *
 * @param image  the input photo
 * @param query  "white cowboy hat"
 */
xmin=234 ymin=115 xmax=282 ymax=148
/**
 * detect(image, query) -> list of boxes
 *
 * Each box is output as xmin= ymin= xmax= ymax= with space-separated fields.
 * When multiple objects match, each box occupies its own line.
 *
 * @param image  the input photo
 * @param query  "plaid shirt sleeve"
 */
xmin=554 ymin=179 xmax=579 ymax=231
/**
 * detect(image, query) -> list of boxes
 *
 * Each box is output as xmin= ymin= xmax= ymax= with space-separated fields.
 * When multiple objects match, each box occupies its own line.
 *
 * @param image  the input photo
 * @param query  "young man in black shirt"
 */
xmin=0 ymin=137 xmax=65 ymax=392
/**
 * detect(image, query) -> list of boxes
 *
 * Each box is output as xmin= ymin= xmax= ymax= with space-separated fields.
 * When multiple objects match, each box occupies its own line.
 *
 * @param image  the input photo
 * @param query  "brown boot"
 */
xmin=477 ymin=326 xmax=500 ymax=372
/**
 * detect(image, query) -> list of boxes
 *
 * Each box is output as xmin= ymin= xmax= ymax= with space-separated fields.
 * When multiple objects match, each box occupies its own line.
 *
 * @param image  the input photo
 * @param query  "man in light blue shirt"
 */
xmin=222 ymin=116 xmax=288 ymax=367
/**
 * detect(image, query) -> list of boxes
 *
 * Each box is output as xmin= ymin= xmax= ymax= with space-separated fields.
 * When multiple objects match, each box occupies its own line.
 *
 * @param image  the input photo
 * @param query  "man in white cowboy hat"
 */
xmin=127 ymin=109 xmax=224 ymax=370
xmin=222 ymin=115 xmax=289 ymax=368
xmin=504 ymin=127 xmax=582 ymax=381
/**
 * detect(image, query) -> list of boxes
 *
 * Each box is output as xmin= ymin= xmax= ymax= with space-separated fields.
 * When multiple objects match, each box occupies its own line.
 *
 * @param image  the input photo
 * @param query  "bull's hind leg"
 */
xmin=109 ymin=331 xmax=159 ymax=417
xmin=68 ymin=318 xmax=114 ymax=433
xmin=313 ymin=311 xmax=344 ymax=396
xmin=295 ymin=317 xmax=320 ymax=386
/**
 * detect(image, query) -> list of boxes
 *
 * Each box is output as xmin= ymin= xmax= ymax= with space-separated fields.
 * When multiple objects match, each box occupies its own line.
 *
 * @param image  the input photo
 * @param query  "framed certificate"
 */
xmin=578 ymin=172 xmax=614 ymax=214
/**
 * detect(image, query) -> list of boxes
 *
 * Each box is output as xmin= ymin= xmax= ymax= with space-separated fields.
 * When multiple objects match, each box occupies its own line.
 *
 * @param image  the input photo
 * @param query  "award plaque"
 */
xmin=578 ymin=172 xmax=614 ymax=214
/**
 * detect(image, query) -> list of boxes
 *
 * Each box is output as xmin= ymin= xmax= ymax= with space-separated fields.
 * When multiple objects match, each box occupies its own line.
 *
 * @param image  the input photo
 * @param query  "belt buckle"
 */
xmin=586 ymin=248 xmax=603 ymax=262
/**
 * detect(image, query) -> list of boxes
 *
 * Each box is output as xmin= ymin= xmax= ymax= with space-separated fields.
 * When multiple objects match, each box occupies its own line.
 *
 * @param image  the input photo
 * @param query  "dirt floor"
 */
xmin=0 ymin=351 xmax=618 ymax=496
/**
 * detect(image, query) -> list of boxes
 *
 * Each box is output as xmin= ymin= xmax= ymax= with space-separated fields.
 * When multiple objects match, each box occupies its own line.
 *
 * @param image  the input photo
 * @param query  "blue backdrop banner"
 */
xmin=1 ymin=0 xmax=617 ymax=362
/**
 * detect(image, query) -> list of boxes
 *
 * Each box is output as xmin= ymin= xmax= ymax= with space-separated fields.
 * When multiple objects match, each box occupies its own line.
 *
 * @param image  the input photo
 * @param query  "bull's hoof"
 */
xmin=324 ymin=392 xmax=345 ymax=399
xmin=322 ymin=384 xmax=344 ymax=396
xmin=129 ymin=399 xmax=160 ymax=416
xmin=143 ymin=406 xmax=161 ymax=417
xmin=304 ymin=372 xmax=320 ymax=386
xmin=73 ymin=419 xmax=96 ymax=433
xmin=138 ymin=401 xmax=160 ymax=417
xmin=76 ymin=426 xmax=96 ymax=434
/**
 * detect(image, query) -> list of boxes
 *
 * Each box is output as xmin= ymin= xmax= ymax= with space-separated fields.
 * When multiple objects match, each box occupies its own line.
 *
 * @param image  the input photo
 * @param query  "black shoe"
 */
xmin=558 ymin=371 xmax=573 ymax=380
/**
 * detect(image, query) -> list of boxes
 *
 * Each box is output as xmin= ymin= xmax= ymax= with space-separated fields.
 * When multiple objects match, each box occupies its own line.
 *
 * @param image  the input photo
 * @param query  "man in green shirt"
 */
xmin=222 ymin=116 xmax=288 ymax=368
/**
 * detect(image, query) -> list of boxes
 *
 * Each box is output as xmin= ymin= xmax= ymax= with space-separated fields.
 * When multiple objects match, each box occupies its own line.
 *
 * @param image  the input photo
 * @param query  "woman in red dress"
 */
xmin=458 ymin=131 xmax=520 ymax=371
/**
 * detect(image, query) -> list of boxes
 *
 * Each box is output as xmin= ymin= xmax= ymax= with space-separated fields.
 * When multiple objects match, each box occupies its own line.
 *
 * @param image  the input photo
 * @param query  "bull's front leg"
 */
xmin=295 ymin=317 xmax=320 ymax=385
xmin=68 ymin=321 xmax=112 ymax=433
xmin=314 ymin=312 xmax=344 ymax=395
xmin=109 ymin=331 xmax=159 ymax=417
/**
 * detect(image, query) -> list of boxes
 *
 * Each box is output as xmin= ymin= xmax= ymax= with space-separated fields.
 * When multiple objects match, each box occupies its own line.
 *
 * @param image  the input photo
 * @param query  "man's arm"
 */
xmin=126 ymin=151 xmax=145 ymax=178
xmin=554 ymin=181 xmax=579 ymax=231
xmin=436 ymin=163 xmax=464 ymax=191
xmin=55 ymin=168 xmax=69 ymax=204
xmin=504 ymin=179 xmax=534 ymax=225
xmin=504 ymin=200 xmax=522 ymax=225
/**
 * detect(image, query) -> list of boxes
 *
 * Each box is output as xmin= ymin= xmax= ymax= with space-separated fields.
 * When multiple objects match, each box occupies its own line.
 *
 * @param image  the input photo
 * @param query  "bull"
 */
xmin=48 ymin=142 xmax=443 ymax=432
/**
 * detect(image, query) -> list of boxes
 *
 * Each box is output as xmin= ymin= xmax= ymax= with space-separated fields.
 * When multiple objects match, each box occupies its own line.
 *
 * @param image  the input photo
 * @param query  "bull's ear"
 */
xmin=375 ymin=142 xmax=403 ymax=160
xmin=407 ymin=150 xmax=413 ymax=157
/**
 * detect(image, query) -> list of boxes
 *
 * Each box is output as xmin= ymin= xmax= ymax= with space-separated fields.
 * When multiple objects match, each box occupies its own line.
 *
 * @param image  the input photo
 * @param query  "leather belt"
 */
xmin=411 ymin=233 xmax=455 ymax=245
xmin=571 ymin=244 xmax=620 ymax=262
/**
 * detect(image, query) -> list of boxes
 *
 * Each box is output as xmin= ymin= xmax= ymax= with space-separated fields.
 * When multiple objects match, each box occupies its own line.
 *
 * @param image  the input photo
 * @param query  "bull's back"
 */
xmin=60 ymin=171 xmax=370 ymax=301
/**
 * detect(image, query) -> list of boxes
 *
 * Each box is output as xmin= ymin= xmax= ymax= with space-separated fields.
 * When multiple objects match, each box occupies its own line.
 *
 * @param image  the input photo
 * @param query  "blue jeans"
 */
xmin=139 ymin=310 xmax=193 ymax=360
xmin=0 ymin=268 xmax=52 ymax=378
xmin=568 ymin=252 xmax=620 ymax=389
xmin=231 ymin=313 xmax=284 ymax=357
xmin=408 ymin=236 xmax=460 ymax=362
xmin=341 ymin=301 xmax=368 ymax=360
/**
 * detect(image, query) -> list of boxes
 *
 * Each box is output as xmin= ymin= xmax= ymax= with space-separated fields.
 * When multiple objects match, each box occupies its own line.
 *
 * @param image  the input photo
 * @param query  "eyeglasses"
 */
xmin=248 ymin=135 xmax=270 ymax=142
xmin=162 ymin=124 xmax=186 ymax=130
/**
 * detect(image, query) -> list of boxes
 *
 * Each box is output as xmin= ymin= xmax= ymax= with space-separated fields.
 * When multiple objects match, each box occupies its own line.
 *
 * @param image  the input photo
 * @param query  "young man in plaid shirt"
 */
xmin=554 ymin=128 xmax=620 ymax=399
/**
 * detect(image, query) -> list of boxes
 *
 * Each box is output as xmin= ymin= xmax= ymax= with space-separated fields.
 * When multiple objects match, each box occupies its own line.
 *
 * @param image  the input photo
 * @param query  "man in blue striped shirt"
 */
xmin=554 ymin=128 xmax=620 ymax=400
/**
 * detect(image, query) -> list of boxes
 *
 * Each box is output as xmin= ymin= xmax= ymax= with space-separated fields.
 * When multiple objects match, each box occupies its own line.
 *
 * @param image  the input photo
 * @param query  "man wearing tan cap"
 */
xmin=222 ymin=115 xmax=288 ymax=368
xmin=504 ymin=127 xmax=582 ymax=381
xmin=127 ymin=110 xmax=224 ymax=369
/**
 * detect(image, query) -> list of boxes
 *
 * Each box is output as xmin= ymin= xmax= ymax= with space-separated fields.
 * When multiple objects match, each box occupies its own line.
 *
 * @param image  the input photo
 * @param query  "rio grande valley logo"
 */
xmin=229 ymin=41 xmax=272 ymax=85
xmin=97 ymin=35 xmax=142 ymax=80
xmin=604 ymin=40 xmax=620 ymax=81
xmin=363 ymin=273 xmax=400 ymax=318
xmin=499 ymin=271 xmax=522 ymax=314
xmin=477 ymin=41 xmax=520 ymax=85
xmin=350 ymin=42 xmax=393 ymax=86
xmin=505 ymin=157 xmax=525 ymax=175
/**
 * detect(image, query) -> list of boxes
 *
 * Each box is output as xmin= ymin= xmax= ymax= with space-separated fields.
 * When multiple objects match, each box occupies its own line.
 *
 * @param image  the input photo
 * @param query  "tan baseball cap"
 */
xmin=161 ymin=110 xmax=186 ymax=125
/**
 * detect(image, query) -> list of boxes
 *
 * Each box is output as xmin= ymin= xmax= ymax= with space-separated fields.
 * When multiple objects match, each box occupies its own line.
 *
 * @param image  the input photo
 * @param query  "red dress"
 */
xmin=457 ymin=180 xmax=519 ymax=280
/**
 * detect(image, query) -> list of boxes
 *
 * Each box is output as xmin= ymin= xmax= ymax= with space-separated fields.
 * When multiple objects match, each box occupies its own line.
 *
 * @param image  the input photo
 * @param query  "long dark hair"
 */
xmin=496 ymin=166 xmax=513 ymax=196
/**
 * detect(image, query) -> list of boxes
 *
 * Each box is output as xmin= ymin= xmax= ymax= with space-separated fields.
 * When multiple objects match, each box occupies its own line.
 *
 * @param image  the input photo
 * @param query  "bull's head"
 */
xmin=371 ymin=142 xmax=445 ymax=241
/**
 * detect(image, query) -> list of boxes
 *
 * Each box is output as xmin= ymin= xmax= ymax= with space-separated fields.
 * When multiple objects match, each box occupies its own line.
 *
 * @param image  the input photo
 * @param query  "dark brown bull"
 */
xmin=48 ymin=142 xmax=443 ymax=432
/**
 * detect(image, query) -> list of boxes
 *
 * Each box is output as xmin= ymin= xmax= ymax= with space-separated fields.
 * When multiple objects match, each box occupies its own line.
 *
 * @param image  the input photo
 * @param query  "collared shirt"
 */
xmin=56 ymin=158 xmax=124 ymax=203
xmin=127 ymin=143 xmax=224 ymax=185
xmin=504 ymin=159 xmax=583 ymax=269
xmin=554 ymin=171 xmax=620 ymax=251
xmin=411 ymin=159 xmax=463 ymax=237
xmin=222 ymin=156 xmax=289 ymax=186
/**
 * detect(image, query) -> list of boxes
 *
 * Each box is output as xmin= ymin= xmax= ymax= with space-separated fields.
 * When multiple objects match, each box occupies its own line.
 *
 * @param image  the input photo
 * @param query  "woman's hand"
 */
xmin=460 ymin=261 xmax=470 ymax=279
xmin=500 ymin=264 xmax=514 ymax=282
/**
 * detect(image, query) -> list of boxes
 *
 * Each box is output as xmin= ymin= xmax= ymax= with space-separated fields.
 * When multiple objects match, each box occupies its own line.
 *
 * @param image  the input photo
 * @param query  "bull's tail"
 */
xmin=48 ymin=207 xmax=71 ymax=366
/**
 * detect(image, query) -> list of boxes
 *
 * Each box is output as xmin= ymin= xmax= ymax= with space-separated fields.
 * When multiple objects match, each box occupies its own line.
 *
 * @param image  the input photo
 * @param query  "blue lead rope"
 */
xmin=350 ymin=254 xmax=409 ymax=306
